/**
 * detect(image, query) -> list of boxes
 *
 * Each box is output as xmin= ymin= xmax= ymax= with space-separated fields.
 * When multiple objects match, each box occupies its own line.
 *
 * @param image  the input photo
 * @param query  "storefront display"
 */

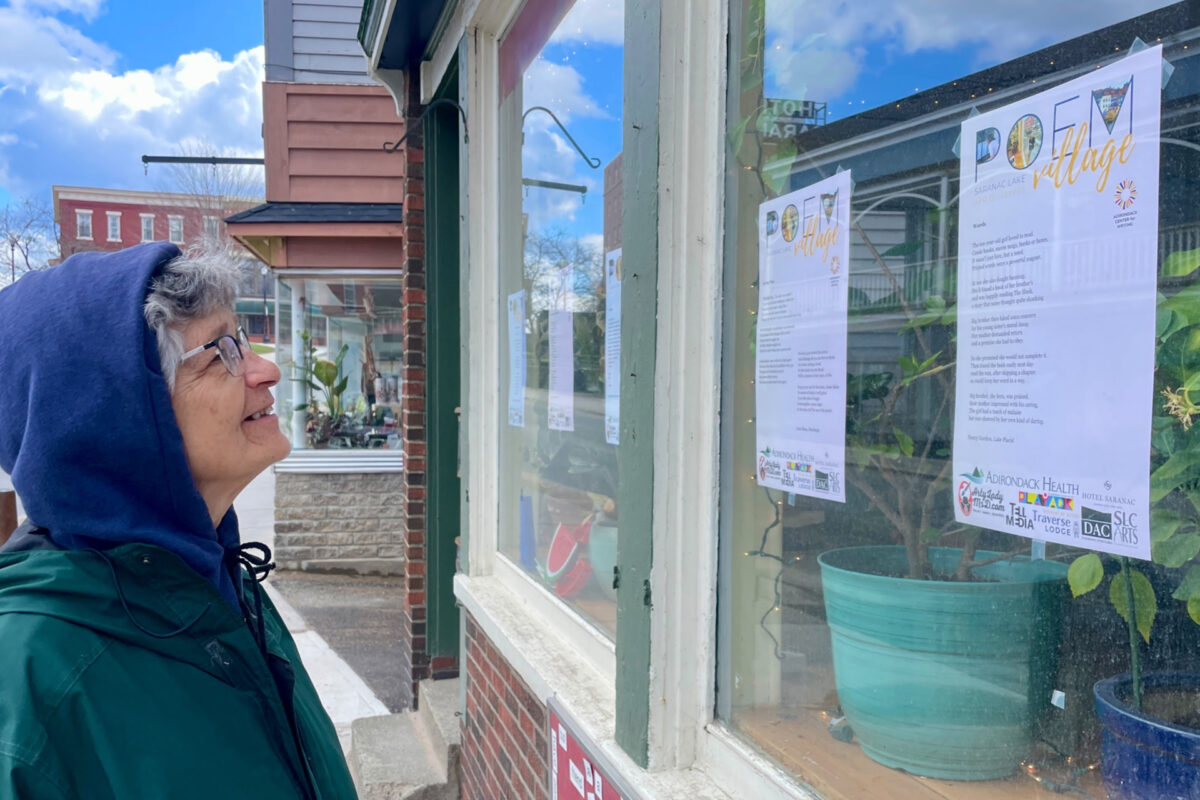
xmin=275 ymin=277 xmax=405 ymax=450
xmin=496 ymin=0 xmax=625 ymax=636
xmin=721 ymin=2 xmax=1200 ymax=797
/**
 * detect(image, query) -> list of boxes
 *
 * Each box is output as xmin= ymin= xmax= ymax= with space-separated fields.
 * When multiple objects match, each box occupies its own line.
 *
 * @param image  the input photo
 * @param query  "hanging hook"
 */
xmin=383 ymin=98 xmax=469 ymax=153
xmin=521 ymin=106 xmax=602 ymax=169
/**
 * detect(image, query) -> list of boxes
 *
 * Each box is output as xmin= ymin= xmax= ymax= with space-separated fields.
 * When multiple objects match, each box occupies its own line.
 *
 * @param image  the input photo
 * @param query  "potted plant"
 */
xmin=291 ymin=331 xmax=352 ymax=448
xmin=813 ymin=212 xmax=1070 ymax=781
xmin=1066 ymin=247 xmax=1200 ymax=799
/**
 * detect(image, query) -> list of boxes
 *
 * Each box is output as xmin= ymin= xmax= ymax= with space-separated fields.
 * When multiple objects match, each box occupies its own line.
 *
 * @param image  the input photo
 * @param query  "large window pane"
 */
xmin=497 ymin=0 xmax=625 ymax=637
xmin=276 ymin=276 xmax=404 ymax=450
xmin=721 ymin=2 xmax=1200 ymax=797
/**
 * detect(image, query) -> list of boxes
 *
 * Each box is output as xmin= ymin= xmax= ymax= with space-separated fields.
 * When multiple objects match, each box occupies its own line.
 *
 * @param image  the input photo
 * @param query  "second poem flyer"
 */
xmin=953 ymin=47 xmax=1161 ymax=559
xmin=755 ymin=170 xmax=851 ymax=502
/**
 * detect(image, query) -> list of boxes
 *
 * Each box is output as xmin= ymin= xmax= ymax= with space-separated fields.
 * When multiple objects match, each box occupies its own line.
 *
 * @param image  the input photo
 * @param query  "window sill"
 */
xmin=274 ymin=449 xmax=405 ymax=473
xmin=454 ymin=573 xmax=744 ymax=800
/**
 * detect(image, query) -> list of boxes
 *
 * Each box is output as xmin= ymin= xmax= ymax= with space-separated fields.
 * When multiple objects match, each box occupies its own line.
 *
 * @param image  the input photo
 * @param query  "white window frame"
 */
xmin=75 ymin=209 xmax=92 ymax=240
xmin=140 ymin=214 xmax=155 ymax=242
xmin=204 ymin=215 xmax=220 ymax=239
xmin=106 ymin=211 xmax=121 ymax=242
xmin=168 ymin=215 xmax=184 ymax=244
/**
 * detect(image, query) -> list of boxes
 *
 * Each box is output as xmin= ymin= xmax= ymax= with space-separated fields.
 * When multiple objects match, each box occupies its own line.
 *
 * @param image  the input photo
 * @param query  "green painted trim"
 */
xmin=357 ymin=0 xmax=380 ymax=55
xmin=456 ymin=35 xmax=471 ymax=574
xmin=423 ymin=0 xmax=461 ymax=62
xmin=615 ymin=0 xmax=660 ymax=769
xmin=426 ymin=57 xmax=463 ymax=660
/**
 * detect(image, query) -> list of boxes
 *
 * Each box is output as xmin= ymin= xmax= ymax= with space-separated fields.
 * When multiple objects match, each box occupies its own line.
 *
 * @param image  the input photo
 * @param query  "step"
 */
xmin=350 ymin=713 xmax=454 ymax=800
xmin=417 ymin=678 xmax=462 ymax=784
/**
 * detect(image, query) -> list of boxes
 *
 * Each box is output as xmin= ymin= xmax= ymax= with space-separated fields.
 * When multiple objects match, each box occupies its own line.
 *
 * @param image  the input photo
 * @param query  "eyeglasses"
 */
xmin=178 ymin=326 xmax=251 ymax=377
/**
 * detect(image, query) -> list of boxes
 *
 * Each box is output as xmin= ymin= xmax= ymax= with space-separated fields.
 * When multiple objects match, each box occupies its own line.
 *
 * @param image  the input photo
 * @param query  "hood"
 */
xmin=0 ymin=243 xmax=242 ymax=608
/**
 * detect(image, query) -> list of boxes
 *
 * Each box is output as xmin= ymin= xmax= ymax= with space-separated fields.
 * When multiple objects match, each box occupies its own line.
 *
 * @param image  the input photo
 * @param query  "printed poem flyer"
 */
xmin=953 ymin=47 xmax=1161 ymax=559
xmin=755 ymin=170 xmax=851 ymax=502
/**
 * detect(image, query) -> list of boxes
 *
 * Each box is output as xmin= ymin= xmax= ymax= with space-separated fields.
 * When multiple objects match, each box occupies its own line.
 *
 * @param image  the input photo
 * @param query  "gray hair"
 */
xmin=143 ymin=244 xmax=243 ymax=391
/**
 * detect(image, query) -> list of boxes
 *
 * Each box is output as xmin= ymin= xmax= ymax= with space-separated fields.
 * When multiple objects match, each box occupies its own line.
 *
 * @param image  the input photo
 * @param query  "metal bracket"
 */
xmin=383 ymin=98 xmax=469 ymax=153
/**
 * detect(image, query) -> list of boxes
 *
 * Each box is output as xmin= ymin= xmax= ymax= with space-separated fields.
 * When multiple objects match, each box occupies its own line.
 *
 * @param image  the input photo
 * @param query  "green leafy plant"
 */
xmin=291 ymin=330 xmax=351 ymax=448
xmin=1067 ymin=246 xmax=1200 ymax=709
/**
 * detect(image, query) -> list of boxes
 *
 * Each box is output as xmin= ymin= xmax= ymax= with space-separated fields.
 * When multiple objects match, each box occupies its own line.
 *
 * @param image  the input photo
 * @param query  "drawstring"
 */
xmin=227 ymin=542 xmax=275 ymax=658
xmin=88 ymin=549 xmax=211 ymax=638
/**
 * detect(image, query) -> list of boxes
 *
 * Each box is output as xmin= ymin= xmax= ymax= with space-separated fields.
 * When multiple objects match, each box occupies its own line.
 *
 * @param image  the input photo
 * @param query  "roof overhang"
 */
xmin=225 ymin=202 xmax=404 ymax=269
xmin=359 ymin=0 xmax=455 ymax=109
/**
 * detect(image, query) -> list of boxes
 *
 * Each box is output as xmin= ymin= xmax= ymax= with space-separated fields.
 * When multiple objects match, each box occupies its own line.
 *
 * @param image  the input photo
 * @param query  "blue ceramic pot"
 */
xmin=1094 ymin=672 xmax=1200 ymax=800
xmin=818 ymin=545 xmax=1068 ymax=780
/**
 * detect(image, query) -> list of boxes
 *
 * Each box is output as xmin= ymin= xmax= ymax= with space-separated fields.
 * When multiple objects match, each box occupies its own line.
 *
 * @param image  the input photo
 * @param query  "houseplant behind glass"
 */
xmin=814 ymin=202 xmax=1069 ymax=781
xmin=1066 ymin=246 xmax=1200 ymax=799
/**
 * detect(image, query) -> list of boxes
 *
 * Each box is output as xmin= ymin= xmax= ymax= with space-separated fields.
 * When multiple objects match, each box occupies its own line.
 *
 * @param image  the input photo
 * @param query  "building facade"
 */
xmin=53 ymin=185 xmax=274 ymax=340
xmin=227 ymin=0 xmax=451 ymax=710
xmin=360 ymin=1 xmax=1200 ymax=799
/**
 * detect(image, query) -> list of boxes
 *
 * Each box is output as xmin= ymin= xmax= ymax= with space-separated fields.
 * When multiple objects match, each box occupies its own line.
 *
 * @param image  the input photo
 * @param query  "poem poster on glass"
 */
xmin=604 ymin=248 xmax=622 ymax=445
xmin=507 ymin=289 xmax=526 ymax=427
xmin=549 ymin=265 xmax=575 ymax=432
xmin=754 ymin=170 xmax=851 ymax=502
xmin=953 ymin=47 xmax=1161 ymax=559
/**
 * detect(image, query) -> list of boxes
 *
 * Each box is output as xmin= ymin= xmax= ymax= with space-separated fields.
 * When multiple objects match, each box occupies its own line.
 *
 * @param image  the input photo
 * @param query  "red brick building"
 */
xmin=53 ymin=185 xmax=256 ymax=260
xmin=53 ymin=186 xmax=273 ymax=340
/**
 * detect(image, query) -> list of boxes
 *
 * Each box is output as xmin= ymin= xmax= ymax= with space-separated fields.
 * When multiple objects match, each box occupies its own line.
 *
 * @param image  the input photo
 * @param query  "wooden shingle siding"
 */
xmin=264 ymin=82 xmax=404 ymax=203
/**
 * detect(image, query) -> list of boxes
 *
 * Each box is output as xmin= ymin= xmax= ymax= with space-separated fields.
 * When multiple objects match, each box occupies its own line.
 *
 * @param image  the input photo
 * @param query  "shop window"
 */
xmin=275 ymin=277 xmax=403 ymax=451
xmin=204 ymin=216 xmax=220 ymax=239
xmin=76 ymin=210 xmax=92 ymax=240
xmin=168 ymin=215 xmax=184 ymax=244
xmin=720 ymin=2 xmax=1200 ymax=798
xmin=497 ymin=0 xmax=626 ymax=637
xmin=141 ymin=214 xmax=155 ymax=242
xmin=106 ymin=212 xmax=121 ymax=242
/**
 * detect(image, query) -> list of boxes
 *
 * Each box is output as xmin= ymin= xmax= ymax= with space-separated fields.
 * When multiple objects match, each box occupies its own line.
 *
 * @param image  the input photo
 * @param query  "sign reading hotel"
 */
xmin=953 ymin=47 xmax=1161 ymax=559
xmin=755 ymin=170 xmax=850 ymax=502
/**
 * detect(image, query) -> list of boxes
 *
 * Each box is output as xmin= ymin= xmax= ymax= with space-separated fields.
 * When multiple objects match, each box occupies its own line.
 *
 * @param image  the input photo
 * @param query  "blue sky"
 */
xmin=0 ymin=0 xmax=266 ymax=208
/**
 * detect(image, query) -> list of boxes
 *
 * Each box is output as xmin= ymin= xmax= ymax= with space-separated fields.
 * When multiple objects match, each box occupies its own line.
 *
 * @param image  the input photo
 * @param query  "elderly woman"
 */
xmin=0 ymin=243 xmax=356 ymax=799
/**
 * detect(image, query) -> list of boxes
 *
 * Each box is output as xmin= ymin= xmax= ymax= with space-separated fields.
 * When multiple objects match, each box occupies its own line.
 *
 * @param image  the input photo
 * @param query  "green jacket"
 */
xmin=0 ymin=544 xmax=358 ymax=799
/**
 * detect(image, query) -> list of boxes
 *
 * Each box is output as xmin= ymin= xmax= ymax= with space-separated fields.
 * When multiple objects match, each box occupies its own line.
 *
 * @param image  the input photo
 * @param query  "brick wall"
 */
xmin=398 ymin=73 xmax=432 ymax=708
xmin=461 ymin=612 xmax=549 ymax=800
xmin=272 ymin=472 xmax=406 ymax=569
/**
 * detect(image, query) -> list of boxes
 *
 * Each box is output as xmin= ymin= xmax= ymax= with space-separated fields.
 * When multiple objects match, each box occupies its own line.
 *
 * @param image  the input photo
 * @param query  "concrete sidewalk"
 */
xmin=236 ymin=469 xmax=390 ymax=754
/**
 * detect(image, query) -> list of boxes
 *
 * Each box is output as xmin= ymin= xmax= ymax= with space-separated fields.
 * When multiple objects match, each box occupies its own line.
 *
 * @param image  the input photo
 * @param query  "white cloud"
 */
xmin=523 ymin=57 xmax=610 ymax=125
xmin=11 ymin=0 xmax=104 ymax=23
xmin=762 ymin=0 xmax=1172 ymax=100
xmin=551 ymin=0 xmax=623 ymax=46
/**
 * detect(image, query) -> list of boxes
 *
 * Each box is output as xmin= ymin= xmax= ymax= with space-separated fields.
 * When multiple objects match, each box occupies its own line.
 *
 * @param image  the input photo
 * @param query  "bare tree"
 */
xmin=0 ymin=196 xmax=57 ymax=287
xmin=148 ymin=137 xmax=265 ymax=233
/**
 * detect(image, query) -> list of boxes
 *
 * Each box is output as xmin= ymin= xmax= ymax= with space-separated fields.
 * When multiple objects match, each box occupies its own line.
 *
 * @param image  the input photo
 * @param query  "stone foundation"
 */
xmin=273 ymin=471 xmax=406 ymax=569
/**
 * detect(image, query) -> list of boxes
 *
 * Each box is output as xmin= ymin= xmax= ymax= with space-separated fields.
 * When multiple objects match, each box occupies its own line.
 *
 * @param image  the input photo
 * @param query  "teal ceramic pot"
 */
xmin=589 ymin=524 xmax=619 ymax=602
xmin=818 ymin=546 xmax=1068 ymax=780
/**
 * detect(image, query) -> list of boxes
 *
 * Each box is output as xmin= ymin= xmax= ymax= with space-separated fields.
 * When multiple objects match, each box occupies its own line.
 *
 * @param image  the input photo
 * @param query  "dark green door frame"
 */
xmin=425 ymin=58 xmax=463 ymax=661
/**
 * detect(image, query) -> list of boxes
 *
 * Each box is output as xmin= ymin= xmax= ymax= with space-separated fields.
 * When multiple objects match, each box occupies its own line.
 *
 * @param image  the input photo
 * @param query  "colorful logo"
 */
xmin=820 ymin=190 xmax=838 ymax=224
xmin=781 ymin=205 xmax=799 ymax=242
xmin=1006 ymin=114 xmax=1043 ymax=170
xmin=1093 ymin=76 xmax=1132 ymax=135
xmin=758 ymin=455 xmax=768 ymax=481
xmin=958 ymin=480 xmax=975 ymax=516
xmin=786 ymin=461 xmax=813 ymax=472
xmin=1114 ymin=179 xmax=1137 ymax=210
xmin=1017 ymin=491 xmax=1075 ymax=510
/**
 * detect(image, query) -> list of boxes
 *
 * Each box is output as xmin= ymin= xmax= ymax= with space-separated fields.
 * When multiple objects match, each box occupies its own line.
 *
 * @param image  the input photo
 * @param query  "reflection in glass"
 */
xmin=276 ymin=277 xmax=404 ymax=450
xmin=497 ymin=0 xmax=624 ymax=637
xmin=722 ymin=1 xmax=1200 ymax=796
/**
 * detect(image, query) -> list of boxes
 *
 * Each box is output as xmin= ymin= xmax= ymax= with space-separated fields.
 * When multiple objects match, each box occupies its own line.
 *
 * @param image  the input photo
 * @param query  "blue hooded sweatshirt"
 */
xmin=0 ymin=242 xmax=243 ymax=609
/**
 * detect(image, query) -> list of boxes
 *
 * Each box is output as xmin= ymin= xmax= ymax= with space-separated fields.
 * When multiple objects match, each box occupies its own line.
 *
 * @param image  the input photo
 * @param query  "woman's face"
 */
xmin=170 ymin=309 xmax=289 ymax=520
